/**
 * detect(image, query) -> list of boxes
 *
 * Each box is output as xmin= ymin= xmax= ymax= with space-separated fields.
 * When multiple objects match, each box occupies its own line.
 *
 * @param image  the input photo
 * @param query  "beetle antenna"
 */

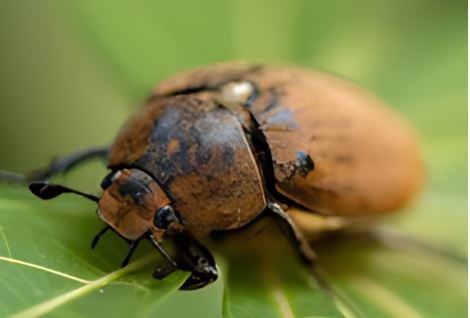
xmin=29 ymin=181 xmax=99 ymax=203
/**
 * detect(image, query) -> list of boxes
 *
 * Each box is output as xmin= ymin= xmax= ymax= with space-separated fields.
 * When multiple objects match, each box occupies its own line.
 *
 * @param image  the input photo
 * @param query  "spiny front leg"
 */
xmin=166 ymin=227 xmax=218 ymax=290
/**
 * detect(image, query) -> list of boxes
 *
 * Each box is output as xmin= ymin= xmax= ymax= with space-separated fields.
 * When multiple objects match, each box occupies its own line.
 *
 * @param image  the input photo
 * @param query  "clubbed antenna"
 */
xmin=29 ymin=182 xmax=99 ymax=203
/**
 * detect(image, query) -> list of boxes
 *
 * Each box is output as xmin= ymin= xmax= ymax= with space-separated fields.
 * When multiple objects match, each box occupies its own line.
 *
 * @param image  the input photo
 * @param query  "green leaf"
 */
xmin=0 ymin=0 xmax=466 ymax=317
xmin=217 ymin=217 xmax=350 ymax=318
xmin=0 ymin=185 xmax=188 ymax=318
xmin=217 ymin=215 xmax=467 ymax=318
xmin=1 ymin=185 xmax=466 ymax=318
xmin=315 ymin=233 xmax=467 ymax=318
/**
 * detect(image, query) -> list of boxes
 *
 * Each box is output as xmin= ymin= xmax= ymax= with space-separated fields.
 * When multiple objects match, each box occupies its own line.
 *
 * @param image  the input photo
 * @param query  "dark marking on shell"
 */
xmin=295 ymin=151 xmax=315 ymax=176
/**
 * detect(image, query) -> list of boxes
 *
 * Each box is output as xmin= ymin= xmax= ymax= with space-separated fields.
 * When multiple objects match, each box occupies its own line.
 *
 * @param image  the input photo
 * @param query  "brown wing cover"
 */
xmin=109 ymin=95 xmax=266 ymax=236
xmin=153 ymin=62 xmax=424 ymax=216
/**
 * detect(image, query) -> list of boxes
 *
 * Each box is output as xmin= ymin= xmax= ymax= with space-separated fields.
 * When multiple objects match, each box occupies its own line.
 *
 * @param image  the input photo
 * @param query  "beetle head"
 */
xmin=98 ymin=168 xmax=174 ymax=242
xmin=29 ymin=168 xmax=218 ymax=290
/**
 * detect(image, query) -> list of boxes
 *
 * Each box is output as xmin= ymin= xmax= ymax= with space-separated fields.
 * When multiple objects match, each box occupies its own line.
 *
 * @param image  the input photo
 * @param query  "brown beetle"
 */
xmin=23 ymin=62 xmax=423 ymax=290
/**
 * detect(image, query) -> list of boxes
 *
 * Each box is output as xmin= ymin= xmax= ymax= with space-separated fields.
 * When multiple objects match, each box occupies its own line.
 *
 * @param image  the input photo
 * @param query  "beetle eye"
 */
xmin=100 ymin=173 xmax=114 ymax=190
xmin=154 ymin=206 xmax=177 ymax=229
xmin=100 ymin=171 xmax=121 ymax=190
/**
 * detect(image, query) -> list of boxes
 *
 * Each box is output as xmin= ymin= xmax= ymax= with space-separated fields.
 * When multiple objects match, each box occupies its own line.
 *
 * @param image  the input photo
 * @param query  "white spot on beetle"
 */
xmin=222 ymin=81 xmax=255 ymax=104
xmin=111 ymin=170 xmax=122 ymax=182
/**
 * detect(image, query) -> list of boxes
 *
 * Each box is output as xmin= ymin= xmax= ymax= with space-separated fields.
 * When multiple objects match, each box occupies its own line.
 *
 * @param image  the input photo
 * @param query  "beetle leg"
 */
xmin=367 ymin=225 xmax=467 ymax=264
xmin=120 ymin=235 xmax=146 ymax=267
xmin=28 ymin=145 xmax=109 ymax=181
xmin=153 ymin=262 xmax=178 ymax=280
xmin=166 ymin=227 xmax=218 ymax=290
xmin=0 ymin=170 xmax=27 ymax=183
xmin=267 ymin=199 xmax=317 ymax=265
xmin=91 ymin=226 xmax=110 ymax=249
xmin=148 ymin=233 xmax=178 ymax=267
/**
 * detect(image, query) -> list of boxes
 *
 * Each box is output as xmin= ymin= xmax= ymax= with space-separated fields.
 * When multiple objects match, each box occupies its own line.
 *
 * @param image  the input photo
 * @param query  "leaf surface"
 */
xmin=0 ymin=186 xmax=187 ymax=318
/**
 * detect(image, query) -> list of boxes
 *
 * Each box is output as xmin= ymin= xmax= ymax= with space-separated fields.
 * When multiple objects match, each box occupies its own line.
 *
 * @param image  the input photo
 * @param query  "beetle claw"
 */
xmin=179 ymin=268 xmax=218 ymax=290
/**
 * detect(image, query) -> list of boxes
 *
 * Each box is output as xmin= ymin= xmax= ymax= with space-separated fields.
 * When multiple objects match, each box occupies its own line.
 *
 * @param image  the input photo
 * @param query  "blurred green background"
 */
xmin=0 ymin=0 xmax=466 ymax=317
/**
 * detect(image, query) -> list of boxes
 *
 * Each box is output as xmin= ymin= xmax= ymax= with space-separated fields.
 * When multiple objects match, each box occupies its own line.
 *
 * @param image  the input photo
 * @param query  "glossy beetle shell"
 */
xmin=108 ymin=62 xmax=423 ymax=235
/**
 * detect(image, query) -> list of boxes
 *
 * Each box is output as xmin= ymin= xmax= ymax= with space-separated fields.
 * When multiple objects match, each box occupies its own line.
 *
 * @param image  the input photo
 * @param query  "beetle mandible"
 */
xmin=24 ymin=62 xmax=423 ymax=290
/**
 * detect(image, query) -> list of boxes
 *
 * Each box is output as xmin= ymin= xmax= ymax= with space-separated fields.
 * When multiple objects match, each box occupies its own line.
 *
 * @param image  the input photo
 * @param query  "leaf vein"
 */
xmin=0 ymin=226 xmax=12 ymax=257
xmin=271 ymin=286 xmax=295 ymax=318
xmin=9 ymin=254 xmax=158 ymax=318
xmin=350 ymin=275 xmax=422 ymax=318
xmin=0 ymin=256 xmax=90 ymax=284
